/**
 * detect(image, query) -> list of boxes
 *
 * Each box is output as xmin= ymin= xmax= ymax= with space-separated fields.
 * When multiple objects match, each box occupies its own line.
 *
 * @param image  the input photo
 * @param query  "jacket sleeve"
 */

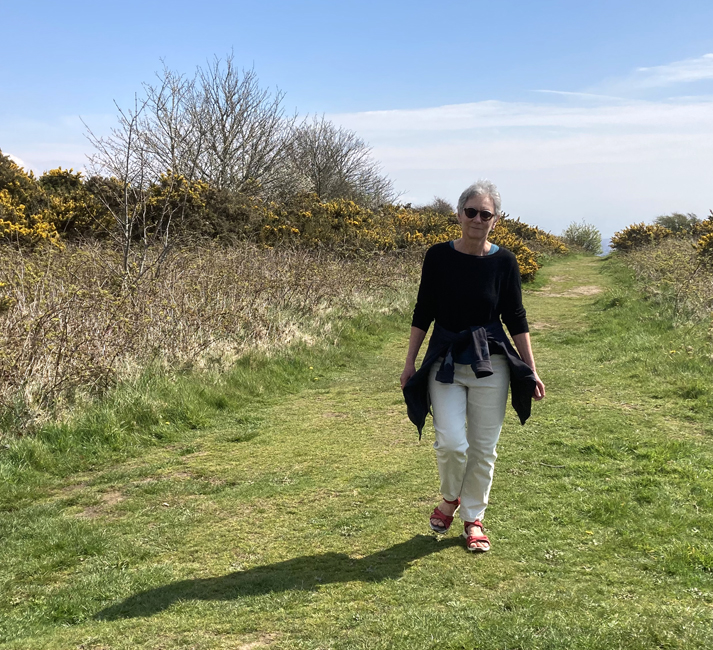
xmin=411 ymin=246 xmax=438 ymax=332
xmin=500 ymin=255 xmax=529 ymax=336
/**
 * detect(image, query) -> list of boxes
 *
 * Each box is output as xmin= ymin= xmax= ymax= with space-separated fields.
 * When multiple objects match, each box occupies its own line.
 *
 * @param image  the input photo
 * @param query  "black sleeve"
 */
xmin=501 ymin=255 xmax=529 ymax=336
xmin=411 ymin=247 xmax=438 ymax=332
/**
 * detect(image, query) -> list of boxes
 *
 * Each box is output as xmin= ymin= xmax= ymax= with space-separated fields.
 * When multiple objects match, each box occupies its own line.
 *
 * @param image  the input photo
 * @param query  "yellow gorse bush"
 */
xmin=254 ymin=195 xmax=562 ymax=280
xmin=695 ymin=233 xmax=713 ymax=269
xmin=0 ymin=188 xmax=25 ymax=224
xmin=489 ymin=221 xmax=540 ymax=282
xmin=40 ymin=168 xmax=113 ymax=236
xmin=501 ymin=216 xmax=569 ymax=257
xmin=147 ymin=172 xmax=210 ymax=214
xmin=691 ymin=215 xmax=713 ymax=238
xmin=692 ymin=213 xmax=713 ymax=269
xmin=0 ymin=188 xmax=61 ymax=247
xmin=0 ymin=161 xmax=118 ymax=246
xmin=1 ymin=151 xmax=566 ymax=281
xmin=612 ymin=212 xmax=713 ymax=272
xmin=611 ymin=222 xmax=674 ymax=252
xmin=0 ymin=155 xmax=63 ymax=246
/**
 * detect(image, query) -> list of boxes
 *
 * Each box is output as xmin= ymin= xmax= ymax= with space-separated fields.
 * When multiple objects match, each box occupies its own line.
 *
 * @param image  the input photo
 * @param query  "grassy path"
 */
xmin=2 ymin=256 xmax=712 ymax=649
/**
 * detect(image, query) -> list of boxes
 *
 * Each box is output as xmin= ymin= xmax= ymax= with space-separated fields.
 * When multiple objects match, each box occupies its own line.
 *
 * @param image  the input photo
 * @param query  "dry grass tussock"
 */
xmin=0 ymin=242 xmax=419 ymax=427
xmin=618 ymin=237 xmax=713 ymax=321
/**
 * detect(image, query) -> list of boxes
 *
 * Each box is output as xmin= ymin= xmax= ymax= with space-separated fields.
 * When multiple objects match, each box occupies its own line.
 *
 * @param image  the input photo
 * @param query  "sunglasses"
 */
xmin=463 ymin=208 xmax=495 ymax=221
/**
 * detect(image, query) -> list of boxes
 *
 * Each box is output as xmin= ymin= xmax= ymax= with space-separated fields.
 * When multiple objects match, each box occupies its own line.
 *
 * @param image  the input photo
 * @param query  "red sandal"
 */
xmin=429 ymin=497 xmax=460 ymax=534
xmin=463 ymin=520 xmax=490 ymax=552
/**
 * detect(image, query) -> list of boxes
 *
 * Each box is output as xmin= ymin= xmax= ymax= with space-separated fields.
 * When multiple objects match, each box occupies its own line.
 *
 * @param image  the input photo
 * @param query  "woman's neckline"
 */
xmin=448 ymin=240 xmax=501 ymax=257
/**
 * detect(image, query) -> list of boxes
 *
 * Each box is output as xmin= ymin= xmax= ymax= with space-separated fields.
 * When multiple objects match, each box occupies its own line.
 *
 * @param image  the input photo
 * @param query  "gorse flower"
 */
xmin=1 ymin=150 xmax=565 ymax=280
xmin=611 ymin=223 xmax=674 ymax=252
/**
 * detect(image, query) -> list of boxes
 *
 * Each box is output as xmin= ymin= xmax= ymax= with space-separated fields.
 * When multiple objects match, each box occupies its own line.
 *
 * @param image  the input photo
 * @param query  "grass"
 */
xmin=1 ymin=254 xmax=712 ymax=649
xmin=0 ymin=307 xmax=410 ymax=506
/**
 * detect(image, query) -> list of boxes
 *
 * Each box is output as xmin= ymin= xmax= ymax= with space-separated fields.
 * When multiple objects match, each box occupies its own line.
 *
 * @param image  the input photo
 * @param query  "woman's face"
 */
xmin=457 ymin=194 xmax=498 ymax=239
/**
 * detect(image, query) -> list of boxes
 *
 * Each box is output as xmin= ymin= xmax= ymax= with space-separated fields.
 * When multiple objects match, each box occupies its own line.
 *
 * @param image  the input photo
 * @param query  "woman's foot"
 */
xmin=429 ymin=497 xmax=459 ymax=533
xmin=463 ymin=520 xmax=490 ymax=552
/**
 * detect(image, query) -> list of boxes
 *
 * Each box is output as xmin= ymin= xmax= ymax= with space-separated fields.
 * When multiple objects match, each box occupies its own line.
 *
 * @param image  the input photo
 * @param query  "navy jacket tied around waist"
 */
xmin=402 ymin=321 xmax=537 ymax=439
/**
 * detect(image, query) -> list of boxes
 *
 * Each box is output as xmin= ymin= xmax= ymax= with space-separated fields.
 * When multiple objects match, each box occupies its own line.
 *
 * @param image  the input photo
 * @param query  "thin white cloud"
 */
xmin=328 ymin=93 xmax=713 ymax=235
xmin=373 ymin=132 xmax=713 ymax=171
xmin=634 ymin=53 xmax=713 ymax=87
xmin=533 ymin=90 xmax=623 ymax=101
xmin=592 ymin=53 xmax=713 ymax=96
xmin=330 ymin=98 xmax=713 ymax=134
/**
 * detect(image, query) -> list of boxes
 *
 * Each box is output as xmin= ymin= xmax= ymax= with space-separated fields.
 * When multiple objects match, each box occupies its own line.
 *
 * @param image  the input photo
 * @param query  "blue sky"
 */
xmin=2 ymin=0 xmax=713 ymax=236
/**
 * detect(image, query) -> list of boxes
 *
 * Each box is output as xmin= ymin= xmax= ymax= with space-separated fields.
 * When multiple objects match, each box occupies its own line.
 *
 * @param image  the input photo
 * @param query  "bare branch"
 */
xmin=285 ymin=115 xmax=396 ymax=206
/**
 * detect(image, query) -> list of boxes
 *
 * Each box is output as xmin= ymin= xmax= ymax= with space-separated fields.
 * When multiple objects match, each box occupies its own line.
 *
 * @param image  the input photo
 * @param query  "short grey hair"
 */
xmin=457 ymin=179 xmax=502 ymax=216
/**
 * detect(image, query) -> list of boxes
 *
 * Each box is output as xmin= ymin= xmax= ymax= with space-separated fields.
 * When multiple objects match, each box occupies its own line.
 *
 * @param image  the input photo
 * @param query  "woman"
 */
xmin=401 ymin=180 xmax=545 ymax=552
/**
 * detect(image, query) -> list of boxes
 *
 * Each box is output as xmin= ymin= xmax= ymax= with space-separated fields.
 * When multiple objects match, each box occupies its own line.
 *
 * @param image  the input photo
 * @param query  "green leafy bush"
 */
xmin=654 ymin=212 xmax=700 ymax=233
xmin=561 ymin=220 xmax=602 ymax=254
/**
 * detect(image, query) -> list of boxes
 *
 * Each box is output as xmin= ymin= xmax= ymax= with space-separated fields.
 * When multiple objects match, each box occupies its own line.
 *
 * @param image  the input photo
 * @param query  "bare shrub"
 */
xmin=85 ymin=96 xmax=188 ymax=282
xmin=193 ymin=58 xmax=296 ymax=195
xmin=285 ymin=115 xmax=395 ymax=207
xmin=0 ymin=242 xmax=419 ymax=428
xmin=618 ymin=238 xmax=713 ymax=321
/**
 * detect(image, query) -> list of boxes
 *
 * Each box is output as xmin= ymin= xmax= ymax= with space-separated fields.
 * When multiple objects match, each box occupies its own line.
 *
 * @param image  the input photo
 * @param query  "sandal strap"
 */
xmin=464 ymin=520 xmax=490 ymax=546
xmin=431 ymin=507 xmax=455 ymax=525
xmin=443 ymin=497 xmax=460 ymax=505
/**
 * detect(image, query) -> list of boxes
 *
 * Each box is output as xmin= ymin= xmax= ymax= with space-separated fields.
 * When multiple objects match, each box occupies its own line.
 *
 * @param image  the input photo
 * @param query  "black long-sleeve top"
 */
xmin=411 ymin=242 xmax=529 ymax=337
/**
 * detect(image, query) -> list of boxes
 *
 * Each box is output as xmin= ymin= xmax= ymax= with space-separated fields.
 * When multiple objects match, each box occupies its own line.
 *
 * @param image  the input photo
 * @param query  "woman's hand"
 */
xmin=400 ymin=362 xmax=417 ymax=389
xmin=401 ymin=327 xmax=427 ymax=390
xmin=533 ymin=372 xmax=546 ymax=401
xmin=511 ymin=332 xmax=545 ymax=401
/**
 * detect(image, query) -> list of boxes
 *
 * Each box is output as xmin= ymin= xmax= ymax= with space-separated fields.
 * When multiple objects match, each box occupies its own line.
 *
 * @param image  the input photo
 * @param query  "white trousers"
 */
xmin=428 ymin=354 xmax=510 ymax=523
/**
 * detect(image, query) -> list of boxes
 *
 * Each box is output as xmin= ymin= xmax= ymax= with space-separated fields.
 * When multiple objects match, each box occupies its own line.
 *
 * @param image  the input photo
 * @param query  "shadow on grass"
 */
xmin=96 ymin=534 xmax=461 ymax=619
